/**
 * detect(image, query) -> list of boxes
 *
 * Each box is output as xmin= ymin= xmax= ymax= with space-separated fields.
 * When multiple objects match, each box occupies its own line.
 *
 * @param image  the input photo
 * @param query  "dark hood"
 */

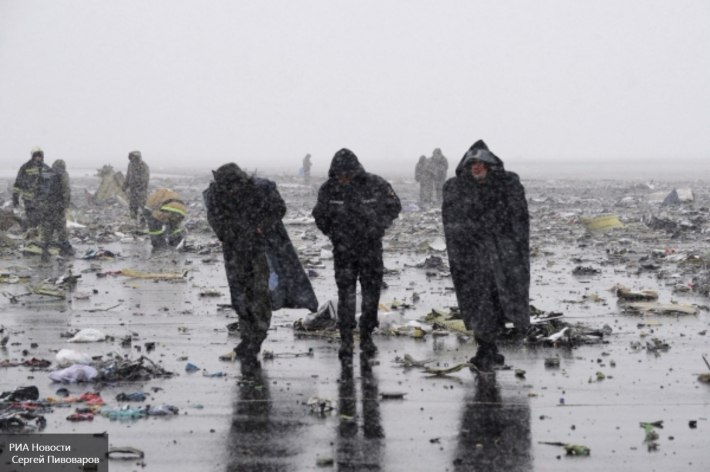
xmin=328 ymin=148 xmax=365 ymax=179
xmin=212 ymin=162 xmax=249 ymax=186
xmin=455 ymin=140 xmax=505 ymax=177
xmin=52 ymin=159 xmax=66 ymax=172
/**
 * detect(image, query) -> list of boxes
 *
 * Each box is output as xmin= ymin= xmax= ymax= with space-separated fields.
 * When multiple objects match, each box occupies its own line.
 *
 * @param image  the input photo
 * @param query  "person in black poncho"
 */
xmin=442 ymin=140 xmax=530 ymax=372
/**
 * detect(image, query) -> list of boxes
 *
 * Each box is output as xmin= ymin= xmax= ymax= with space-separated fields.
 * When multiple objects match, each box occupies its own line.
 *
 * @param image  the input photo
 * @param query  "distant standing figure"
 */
xmin=122 ymin=150 xmax=150 ymax=222
xmin=414 ymin=155 xmax=434 ymax=208
xmin=302 ymin=154 xmax=312 ymax=184
xmin=431 ymin=148 xmax=448 ymax=204
xmin=442 ymin=140 xmax=530 ymax=372
xmin=144 ymin=188 xmax=187 ymax=250
xmin=40 ymin=159 xmax=75 ymax=262
xmin=12 ymin=147 xmax=51 ymax=229
xmin=312 ymin=148 xmax=402 ymax=360
xmin=204 ymin=163 xmax=318 ymax=366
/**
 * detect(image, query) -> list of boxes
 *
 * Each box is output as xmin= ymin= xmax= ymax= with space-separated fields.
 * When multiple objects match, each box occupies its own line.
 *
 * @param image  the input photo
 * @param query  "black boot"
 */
xmin=470 ymin=336 xmax=503 ymax=372
xmin=360 ymin=330 xmax=378 ymax=357
xmin=59 ymin=241 xmax=75 ymax=257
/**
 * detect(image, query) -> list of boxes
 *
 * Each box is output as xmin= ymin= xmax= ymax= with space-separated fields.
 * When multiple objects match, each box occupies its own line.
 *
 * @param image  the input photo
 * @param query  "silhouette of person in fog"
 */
xmin=337 ymin=360 xmax=384 ymax=470
xmin=453 ymin=374 xmax=532 ymax=472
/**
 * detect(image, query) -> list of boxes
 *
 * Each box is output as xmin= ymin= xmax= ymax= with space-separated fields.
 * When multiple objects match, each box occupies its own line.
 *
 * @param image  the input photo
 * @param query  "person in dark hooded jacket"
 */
xmin=442 ymin=140 xmax=530 ymax=372
xmin=122 ymin=150 xmax=150 ymax=223
xmin=312 ymin=148 xmax=402 ymax=360
xmin=13 ymin=147 xmax=51 ymax=230
xmin=40 ymin=159 xmax=74 ymax=262
xmin=414 ymin=155 xmax=434 ymax=207
xmin=204 ymin=163 xmax=318 ymax=365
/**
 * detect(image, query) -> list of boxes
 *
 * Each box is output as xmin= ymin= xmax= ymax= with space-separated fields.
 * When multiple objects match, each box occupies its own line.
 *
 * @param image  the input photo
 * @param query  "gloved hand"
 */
xmin=12 ymin=194 xmax=19 ymax=208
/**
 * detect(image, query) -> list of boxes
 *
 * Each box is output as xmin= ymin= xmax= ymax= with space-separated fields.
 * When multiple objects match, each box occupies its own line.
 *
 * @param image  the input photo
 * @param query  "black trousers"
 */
xmin=333 ymin=239 xmax=384 ymax=334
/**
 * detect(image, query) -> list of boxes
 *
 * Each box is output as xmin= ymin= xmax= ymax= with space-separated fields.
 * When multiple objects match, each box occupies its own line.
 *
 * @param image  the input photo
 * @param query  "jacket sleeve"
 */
xmin=61 ymin=173 xmax=71 ymax=208
xmin=378 ymin=180 xmax=401 ymax=229
xmin=13 ymin=165 xmax=27 ymax=200
xmin=142 ymin=163 xmax=150 ymax=190
xmin=311 ymin=184 xmax=332 ymax=237
xmin=203 ymin=185 xmax=227 ymax=242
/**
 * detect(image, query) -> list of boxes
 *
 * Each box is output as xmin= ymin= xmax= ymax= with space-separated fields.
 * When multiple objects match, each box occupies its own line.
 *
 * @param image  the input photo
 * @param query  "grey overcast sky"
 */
xmin=1 ymin=0 xmax=708 ymax=174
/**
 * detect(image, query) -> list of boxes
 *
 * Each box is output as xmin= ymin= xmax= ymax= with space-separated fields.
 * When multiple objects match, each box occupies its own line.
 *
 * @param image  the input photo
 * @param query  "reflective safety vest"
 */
xmin=145 ymin=188 xmax=187 ymax=223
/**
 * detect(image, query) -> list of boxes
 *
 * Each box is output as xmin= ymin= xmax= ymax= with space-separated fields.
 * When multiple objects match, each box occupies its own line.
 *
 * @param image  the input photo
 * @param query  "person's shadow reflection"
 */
xmin=453 ymin=374 xmax=532 ymax=472
xmin=226 ymin=361 xmax=290 ymax=472
xmin=337 ymin=358 xmax=384 ymax=471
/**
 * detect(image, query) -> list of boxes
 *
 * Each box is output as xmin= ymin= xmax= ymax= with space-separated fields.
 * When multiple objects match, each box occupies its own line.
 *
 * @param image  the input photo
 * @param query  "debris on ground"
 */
xmin=539 ymin=441 xmax=591 ymax=456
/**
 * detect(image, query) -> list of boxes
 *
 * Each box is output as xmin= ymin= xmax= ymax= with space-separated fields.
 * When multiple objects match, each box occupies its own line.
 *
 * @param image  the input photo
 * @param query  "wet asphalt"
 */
xmin=1 ymin=176 xmax=709 ymax=472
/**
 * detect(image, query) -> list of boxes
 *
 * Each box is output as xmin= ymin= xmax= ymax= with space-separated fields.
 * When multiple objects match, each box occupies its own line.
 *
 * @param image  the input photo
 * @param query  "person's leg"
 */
xmin=40 ymin=217 xmax=53 ymax=262
xmin=334 ymin=250 xmax=358 ymax=359
xmin=230 ymin=252 xmax=271 ymax=363
xmin=25 ymin=203 xmax=42 ymax=230
xmin=247 ymin=252 xmax=272 ymax=354
xmin=359 ymin=241 xmax=384 ymax=356
xmin=129 ymin=195 xmax=139 ymax=220
xmin=166 ymin=217 xmax=185 ymax=248
xmin=466 ymin=281 xmax=505 ymax=372
xmin=146 ymin=214 xmax=167 ymax=250
xmin=56 ymin=212 xmax=73 ymax=256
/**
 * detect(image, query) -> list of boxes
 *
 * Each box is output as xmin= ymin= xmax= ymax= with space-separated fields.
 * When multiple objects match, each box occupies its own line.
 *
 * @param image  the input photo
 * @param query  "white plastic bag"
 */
xmin=68 ymin=328 xmax=107 ymax=343
xmin=55 ymin=348 xmax=92 ymax=367
xmin=49 ymin=364 xmax=98 ymax=383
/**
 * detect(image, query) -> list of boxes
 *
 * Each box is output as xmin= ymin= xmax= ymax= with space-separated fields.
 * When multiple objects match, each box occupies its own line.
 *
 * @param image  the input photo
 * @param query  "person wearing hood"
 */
xmin=442 ymin=140 xmax=530 ymax=372
xmin=414 ymin=155 xmax=434 ymax=208
xmin=204 ymin=163 xmax=318 ymax=366
xmin=122 ymin=150 xmax=150 ymax=223
xmin=312 ymin=148 xmax=402 ymax=360
xmin=430 ymin=147 xmax=449 ymax=204
xmin=12 ymin=147 xmax=51 ymax=230
xmin=302 ymin=153 xmax=312 ymax=184
xmin=40 ymin=159 xmax=74 ymax=262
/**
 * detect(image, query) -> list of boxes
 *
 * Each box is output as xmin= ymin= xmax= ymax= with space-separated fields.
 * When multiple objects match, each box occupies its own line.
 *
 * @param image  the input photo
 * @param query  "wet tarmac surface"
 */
xmin=1 ymin=172 xmax=709 ymax=471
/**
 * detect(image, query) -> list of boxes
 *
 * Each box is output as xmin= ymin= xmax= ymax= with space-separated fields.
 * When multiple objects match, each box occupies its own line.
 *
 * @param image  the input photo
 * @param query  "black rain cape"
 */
xmin=442 ymin=141 xmax=530 ymax=335
xmin=203 ymin=168 xmax=318 ymax=314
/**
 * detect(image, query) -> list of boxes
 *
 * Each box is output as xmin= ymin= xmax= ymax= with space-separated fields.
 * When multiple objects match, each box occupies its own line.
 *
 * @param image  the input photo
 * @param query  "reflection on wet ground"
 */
xmin=337 ymin=358 xmax=384 ymax=471
xmin=454 ymin=374 xmax=532 ymax=472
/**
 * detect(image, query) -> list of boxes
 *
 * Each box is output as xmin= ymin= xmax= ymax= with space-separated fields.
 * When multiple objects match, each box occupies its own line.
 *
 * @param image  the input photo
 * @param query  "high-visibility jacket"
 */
xmin=13 ymin=159 xmax=51 ymax=203
xmin=145 ymin=188 xmax=187 ymax=223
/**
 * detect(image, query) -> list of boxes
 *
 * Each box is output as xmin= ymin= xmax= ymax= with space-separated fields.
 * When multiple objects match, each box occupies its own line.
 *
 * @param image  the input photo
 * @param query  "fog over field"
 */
xmin=1 ymin=1 xmax=708 ymax=178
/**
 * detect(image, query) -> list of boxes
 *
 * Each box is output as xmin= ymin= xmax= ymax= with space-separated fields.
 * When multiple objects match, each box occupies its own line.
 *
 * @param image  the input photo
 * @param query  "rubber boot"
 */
xmin=359 ymin=329 xmax=378 ymax=357
xmin=470 ymin=336 xmax=504 ymax=372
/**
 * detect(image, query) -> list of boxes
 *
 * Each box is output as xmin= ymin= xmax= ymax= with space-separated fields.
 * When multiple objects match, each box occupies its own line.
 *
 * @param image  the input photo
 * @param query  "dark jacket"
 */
xmin=414 ymin=156 xmax=431 ymax=183
xmin=431 ymin=151 xmax=448 ymax=181
xmin=442 ymin=140 xmax=530 ymax=334
xmin=123 ymin=155 xmax=150 ymax=196
xmin=13 ymin=158 xmax=51 ymax=205
xmin=43 ymin=160 xmax=71 ymax=214
xmin=203 ymin=163 xmax=318 ymax=312
xmin=312 ymin=149 xmax=401 ymax=250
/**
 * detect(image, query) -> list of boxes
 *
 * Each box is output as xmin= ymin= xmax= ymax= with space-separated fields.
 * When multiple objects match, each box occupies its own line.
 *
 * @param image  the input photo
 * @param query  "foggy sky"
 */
xmin=1 ymin=0 xmax=708 ymax=175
